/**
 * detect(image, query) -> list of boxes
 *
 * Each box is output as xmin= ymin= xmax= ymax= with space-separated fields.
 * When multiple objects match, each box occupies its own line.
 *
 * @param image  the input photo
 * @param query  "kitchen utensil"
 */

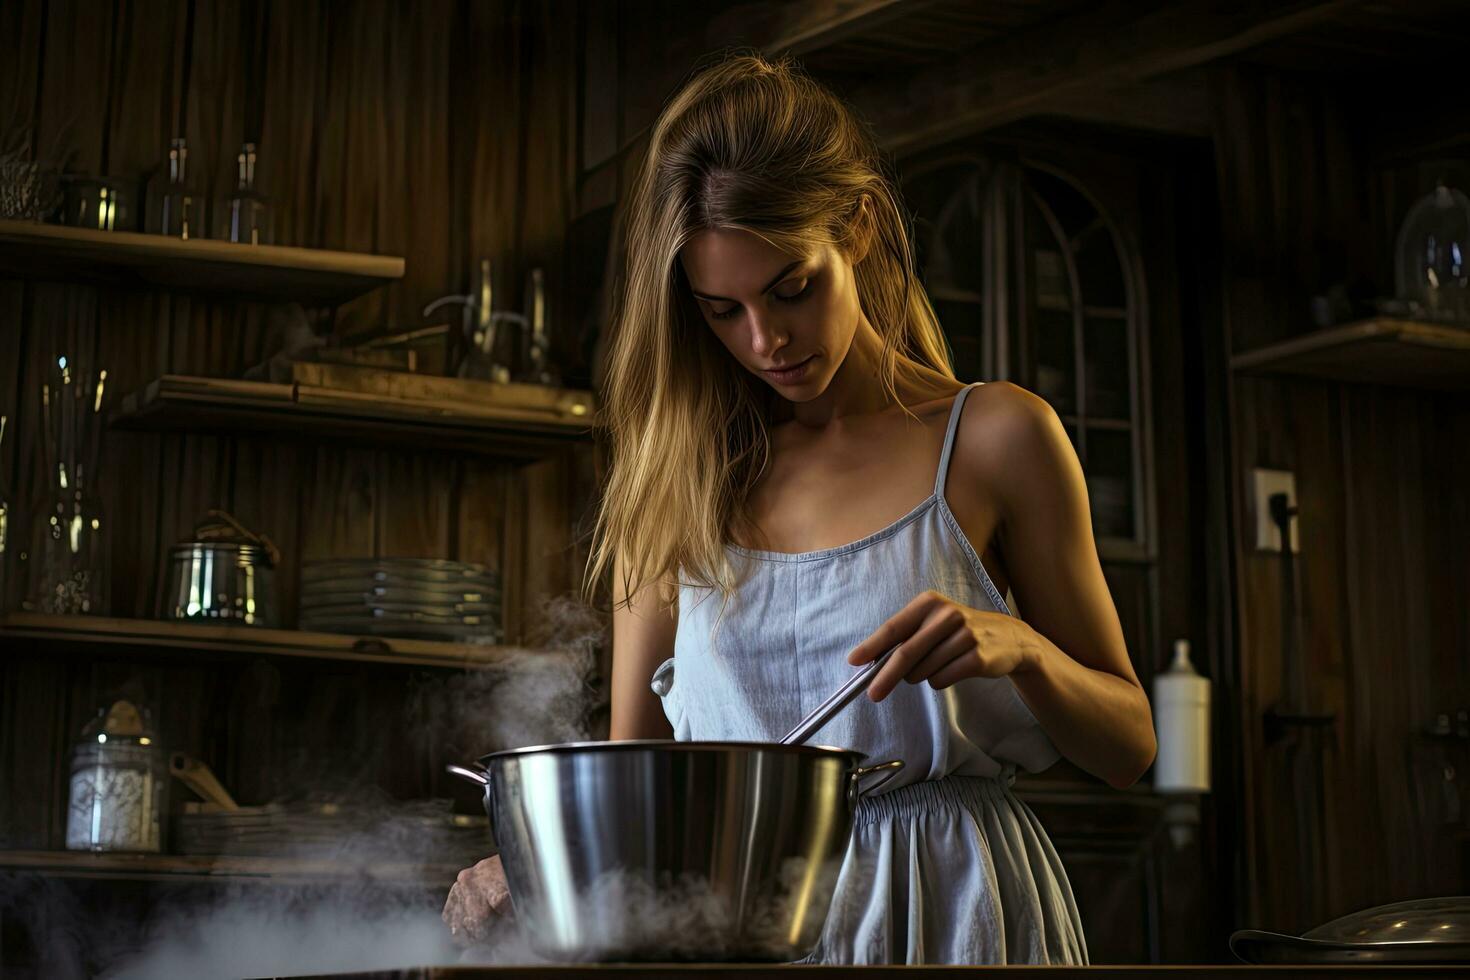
xmin=300 ymin=557 xmax=501 ymax=641
xmin=301 ymin=607 xmax=492 ymax=627
xmin=175 ymin=798 xmax=488 ymax=866
xmin=1231 ymin=896 xmax=1470 ymax=964
xmin=165 ymin=541 xmax=279 ymax=627
xmin=169 ymin=753 xmax=239 ymax=810
xmin=299 ymin=585 xmax=500 ymax=607
xmin=299 ymin=598 xmax=496 ymax=617
xmin=301 ymin=556 xmax=498 ymax=580
xmin=449 ymin=740 xmax=902 ymax=962
xmin=298 ymin=614 xmax=501 ymax=644
xmin=780 ymin=644 xmax=900 ymax=745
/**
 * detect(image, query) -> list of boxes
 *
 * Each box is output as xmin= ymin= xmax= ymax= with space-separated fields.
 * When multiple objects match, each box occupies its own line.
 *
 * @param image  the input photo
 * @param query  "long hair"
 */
xmin=586 ymin=53 xmax=953 ymax=608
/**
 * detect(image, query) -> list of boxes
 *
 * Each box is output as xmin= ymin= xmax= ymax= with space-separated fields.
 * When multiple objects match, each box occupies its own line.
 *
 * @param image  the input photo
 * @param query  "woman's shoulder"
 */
xmin=953 ymin=380 xmax=1078 ymax=503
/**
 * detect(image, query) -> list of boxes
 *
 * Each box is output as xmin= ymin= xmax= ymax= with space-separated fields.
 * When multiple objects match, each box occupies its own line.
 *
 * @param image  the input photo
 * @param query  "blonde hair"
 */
xmin=586 ymin=54 xmax=953 ymax=608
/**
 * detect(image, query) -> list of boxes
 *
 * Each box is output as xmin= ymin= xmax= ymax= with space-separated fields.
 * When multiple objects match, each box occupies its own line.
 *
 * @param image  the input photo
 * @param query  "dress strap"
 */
xmin=933 ymin=383 xmax=983 ymax=499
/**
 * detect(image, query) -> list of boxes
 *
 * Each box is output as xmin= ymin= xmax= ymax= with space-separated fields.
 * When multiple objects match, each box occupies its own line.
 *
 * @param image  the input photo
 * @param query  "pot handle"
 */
xmin=851 ymin=758 xmax=904 ymax=801
xmin=446 ymin=762 xmax=490 ymax=787
xmin=447 ymin=763 xmax=499 ymax=842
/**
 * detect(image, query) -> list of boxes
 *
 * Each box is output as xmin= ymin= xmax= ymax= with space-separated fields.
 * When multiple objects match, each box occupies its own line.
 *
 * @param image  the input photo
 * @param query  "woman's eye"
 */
xmin=709 ymin=304 xmax=739 ymax=320
xmin=774 ymin=277 xmax=811 ymax=302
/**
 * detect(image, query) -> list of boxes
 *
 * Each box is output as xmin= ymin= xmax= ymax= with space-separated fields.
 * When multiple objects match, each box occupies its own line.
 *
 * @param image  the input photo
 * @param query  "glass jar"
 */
xmin=1395 ymin=182 xmax=1470 ymax=323
xmin=66 ymin=700 xmax=166 ymax=853
xmin=60 ymin=175 xmax=135 ymax=231
xmin=32 ymin=486 xmax=109 ymax=615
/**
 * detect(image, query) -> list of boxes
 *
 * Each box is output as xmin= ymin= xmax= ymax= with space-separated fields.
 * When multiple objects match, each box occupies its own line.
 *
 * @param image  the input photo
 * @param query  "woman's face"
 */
xmin=679 ymin=228 xmax=862 ymax=399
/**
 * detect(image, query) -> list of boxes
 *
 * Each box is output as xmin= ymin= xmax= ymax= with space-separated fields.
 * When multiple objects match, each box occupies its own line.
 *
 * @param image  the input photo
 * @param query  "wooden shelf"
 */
xmin=0 ymin=848 xmax=459 ymax=886
xmin=0 ymin=218 xmax=403 ymax=306
xmin=927 ymin=284 xmax=985 ymax=304
xmin=1063 ymin=414 xmax=1131 ymax=430
xmin=0 ymin=613 xmax=512 ymax=670
xmin=111 ymin=374 xmax=595 ymax=461
xmin=1096 ymin=536 xmax=1152 ymax=564
xmin=1230 ymin=318 xmax=1470 ymax=391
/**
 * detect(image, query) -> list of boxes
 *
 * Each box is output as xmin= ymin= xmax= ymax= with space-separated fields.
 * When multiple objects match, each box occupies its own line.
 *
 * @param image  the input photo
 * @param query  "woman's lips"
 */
xmin=764 ymin=355 xmax=815 ymax=384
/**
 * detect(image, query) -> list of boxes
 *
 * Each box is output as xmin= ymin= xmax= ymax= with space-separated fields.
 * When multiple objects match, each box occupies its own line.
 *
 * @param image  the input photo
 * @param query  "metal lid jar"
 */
xmin=65 ymin=700 xmax=167 ymax=853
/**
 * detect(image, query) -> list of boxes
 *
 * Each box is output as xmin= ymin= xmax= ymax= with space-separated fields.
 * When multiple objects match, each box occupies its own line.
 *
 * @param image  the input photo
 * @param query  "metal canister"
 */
xmin=165 ymin=541 xmax=278 ymax=627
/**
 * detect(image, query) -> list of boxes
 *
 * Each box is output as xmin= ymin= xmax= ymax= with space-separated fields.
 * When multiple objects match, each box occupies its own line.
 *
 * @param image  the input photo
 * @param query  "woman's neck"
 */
xmin=783 ymin=313 xmax=952 ymax=429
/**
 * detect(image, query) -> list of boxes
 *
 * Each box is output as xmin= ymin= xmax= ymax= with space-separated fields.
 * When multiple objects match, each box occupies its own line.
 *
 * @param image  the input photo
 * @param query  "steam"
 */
xmin=3 ymin=596 xmax=609 ymax=978
xmin=5 ymin=595 xmax=861 ymax=973
xmin=407 ymin=595 xmax=606 ymax=757
xmin=105 ymin=884 xmax=458 ymax=979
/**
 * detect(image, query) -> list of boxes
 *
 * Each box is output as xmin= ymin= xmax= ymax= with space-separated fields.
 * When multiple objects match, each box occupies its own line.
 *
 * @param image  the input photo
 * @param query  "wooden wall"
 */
xmin=1212 ymin=63 xmax=1470 ymax=933
xmin=0 ymin=0 xmax=600 ymax=847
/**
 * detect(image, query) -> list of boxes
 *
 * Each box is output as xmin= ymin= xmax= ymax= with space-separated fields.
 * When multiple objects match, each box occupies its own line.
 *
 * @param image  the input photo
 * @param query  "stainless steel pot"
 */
xmin=449 ymin=739 xmax=901 ymax=962
xmin=165 ymin=542 xmax=278 ymax=627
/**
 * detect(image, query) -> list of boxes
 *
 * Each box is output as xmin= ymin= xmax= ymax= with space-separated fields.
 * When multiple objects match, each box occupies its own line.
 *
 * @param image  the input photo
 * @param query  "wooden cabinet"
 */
xmin=903 ymin=145 xmax=1155 ymax=658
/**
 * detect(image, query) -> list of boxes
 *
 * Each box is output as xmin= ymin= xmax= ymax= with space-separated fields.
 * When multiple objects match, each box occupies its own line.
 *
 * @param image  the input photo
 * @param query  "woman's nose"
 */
xmin=747 ymin=311 xmax=786 ymax=357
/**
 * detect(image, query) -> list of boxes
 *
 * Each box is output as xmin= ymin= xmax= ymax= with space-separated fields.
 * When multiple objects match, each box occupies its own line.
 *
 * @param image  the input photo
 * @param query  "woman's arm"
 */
xmin=975 ymin=383 xmax=1156 ymax=788
xmin=608 ymin=550 xmax=678 ymax=741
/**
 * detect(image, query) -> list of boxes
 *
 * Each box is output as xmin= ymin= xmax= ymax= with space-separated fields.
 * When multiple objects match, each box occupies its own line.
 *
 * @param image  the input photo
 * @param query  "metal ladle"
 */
xmin=780 ymin=645 xmax=901 ymax=745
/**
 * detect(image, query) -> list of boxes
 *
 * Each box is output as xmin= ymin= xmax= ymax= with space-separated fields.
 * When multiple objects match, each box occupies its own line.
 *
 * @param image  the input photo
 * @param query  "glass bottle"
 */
xmin=31 ymin=357 xmax=110 ymax=615
xmin=519 ymin=267 xmax=559 ymax=386
xmin=218 ymin=142 xmax=272 ymax=244
xmin=149 ymin=137 xmax=205 ymax=239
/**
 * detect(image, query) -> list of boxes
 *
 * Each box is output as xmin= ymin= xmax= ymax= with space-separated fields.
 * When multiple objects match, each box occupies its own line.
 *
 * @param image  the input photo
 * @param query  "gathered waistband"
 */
xmin=853 ymin=773 xmax=1016 ymax=825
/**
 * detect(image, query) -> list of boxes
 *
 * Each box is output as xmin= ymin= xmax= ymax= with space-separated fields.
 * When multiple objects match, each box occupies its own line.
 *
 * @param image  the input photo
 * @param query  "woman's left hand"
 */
xmin=847 ymin=590 xmax=1037 ymax=701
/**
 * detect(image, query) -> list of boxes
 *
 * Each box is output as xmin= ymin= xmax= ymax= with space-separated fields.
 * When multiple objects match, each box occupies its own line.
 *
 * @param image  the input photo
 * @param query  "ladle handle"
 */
xmin=780 ymin=645 xmax=901 ymax=746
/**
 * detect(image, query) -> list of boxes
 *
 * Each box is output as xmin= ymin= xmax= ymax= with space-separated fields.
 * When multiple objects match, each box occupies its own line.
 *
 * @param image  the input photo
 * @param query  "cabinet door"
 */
xmin=905 ymin=157 xmax=1149 ymax=559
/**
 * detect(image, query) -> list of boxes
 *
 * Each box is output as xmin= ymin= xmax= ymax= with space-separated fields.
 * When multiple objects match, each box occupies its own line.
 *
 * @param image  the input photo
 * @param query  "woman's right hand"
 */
xmin=442 ymin=853 xmax=513 ymax=944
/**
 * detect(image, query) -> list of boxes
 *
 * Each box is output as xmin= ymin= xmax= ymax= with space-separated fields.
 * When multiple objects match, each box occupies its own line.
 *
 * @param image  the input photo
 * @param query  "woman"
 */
xmin=444 ymin=53 xmax=1156 ymax=965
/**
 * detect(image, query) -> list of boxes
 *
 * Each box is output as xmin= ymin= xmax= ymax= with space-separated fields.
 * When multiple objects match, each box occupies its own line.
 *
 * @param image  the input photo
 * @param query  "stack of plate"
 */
xmin=299 ymin=558 xmax=502 ymax=644
xmin=176 ymin=799 xmax=492 ymax=866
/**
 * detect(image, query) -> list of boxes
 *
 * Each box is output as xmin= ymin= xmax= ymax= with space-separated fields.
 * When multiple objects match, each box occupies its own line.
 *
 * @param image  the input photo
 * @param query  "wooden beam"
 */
xmin=706 ymin=0 xmax=927 ymax=57
xmin=852 ymin=0 xmax=1361 ymax=157
xmin=1046 ymin=74 xmax=1212 ymax=140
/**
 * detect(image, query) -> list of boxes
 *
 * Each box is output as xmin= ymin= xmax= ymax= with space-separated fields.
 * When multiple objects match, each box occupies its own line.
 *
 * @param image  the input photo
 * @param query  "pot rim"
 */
xmin=477 ymin=738 xmax=864 ymax=765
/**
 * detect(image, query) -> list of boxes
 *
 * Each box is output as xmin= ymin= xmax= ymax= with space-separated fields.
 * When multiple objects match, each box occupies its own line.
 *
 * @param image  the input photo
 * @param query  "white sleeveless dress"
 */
xmin=651 ymin=383 xmax=1088 ymax=965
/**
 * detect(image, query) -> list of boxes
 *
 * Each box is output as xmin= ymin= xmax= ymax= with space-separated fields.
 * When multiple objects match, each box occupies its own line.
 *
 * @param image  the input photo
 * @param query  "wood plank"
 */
xmin=1229 ymin=319 xmax=1470 ymax=391
xmin=0 ymin=612 xmax=512 ymax=670
xmin=707 ymin=0 xmax=927 ymax=57
xmin=852 ymin=0 xmax=1357 ymax=157
xmin=0 ymin=848 xmax=459 ymax=885
xmin=1046 ymin=75 xmax=1213 ymax=140
xmin=111 ymin=375 xmax=595 ymax=461
xmin=0 ymin=219 xmax=404 ymax=306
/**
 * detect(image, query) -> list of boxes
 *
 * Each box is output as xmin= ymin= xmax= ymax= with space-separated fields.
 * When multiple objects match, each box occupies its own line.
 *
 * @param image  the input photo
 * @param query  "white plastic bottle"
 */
xmin=1153 ymin=638 xmax=1211 ymax=794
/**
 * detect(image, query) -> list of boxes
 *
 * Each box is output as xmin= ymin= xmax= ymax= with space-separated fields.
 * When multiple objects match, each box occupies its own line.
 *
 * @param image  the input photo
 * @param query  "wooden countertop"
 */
xmin=285 ymin=964 xmax=1470 ymax=978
